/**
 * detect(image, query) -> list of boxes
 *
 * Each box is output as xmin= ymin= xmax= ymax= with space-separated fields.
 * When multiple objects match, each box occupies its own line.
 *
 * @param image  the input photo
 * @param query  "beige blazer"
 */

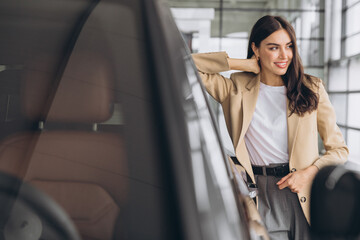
xmin=192 ymin=51 xmax=349 ymax=223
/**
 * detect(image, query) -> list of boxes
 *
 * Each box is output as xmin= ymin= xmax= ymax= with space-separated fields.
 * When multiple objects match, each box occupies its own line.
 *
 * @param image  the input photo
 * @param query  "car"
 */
xmin=0 ymin=0 xmax=268 ymax=239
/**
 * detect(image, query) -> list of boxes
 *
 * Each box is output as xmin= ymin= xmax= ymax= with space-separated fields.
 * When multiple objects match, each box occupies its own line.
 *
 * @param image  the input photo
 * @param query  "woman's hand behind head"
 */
xmin=250 ymin=55 xmax=260 ymax=74
xmin=227 ymin=57 xmax=260 ymax=74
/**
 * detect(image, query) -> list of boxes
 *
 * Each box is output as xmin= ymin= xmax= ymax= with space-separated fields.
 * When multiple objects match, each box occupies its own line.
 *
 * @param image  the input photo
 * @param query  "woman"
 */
xmin=192 ymin=15 xmax=348 ymax=239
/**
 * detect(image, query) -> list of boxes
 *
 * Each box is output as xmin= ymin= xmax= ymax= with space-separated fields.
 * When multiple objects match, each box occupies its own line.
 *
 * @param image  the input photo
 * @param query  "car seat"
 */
xmin=0 ymin=51 xmax=127 ymax=240
xmin=310 ymin=165 xmax=360 ymax=239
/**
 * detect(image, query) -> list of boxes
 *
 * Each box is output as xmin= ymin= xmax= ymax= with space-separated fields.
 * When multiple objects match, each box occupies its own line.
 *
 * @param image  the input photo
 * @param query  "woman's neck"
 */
xmin=260 ymin=71 xmax=284 ymax=86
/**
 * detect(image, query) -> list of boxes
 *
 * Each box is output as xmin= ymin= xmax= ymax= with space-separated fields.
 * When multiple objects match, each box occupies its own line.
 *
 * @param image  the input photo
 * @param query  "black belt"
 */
xmin=252 ymin=164 xmax=289 ymax=178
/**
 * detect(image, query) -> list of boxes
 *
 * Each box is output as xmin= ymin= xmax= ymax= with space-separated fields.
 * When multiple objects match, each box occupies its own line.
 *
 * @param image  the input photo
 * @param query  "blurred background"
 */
xmin=166 ymin=0 xmax=360 ymax=164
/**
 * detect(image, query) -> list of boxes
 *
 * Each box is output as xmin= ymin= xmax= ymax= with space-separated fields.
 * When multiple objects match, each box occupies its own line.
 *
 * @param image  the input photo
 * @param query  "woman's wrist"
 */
xmin=308 ymin=165 xmax=319 ymax=173
xmin=227 ymin=58 xmax=260 ymax=74
xmin=305 ymin=165 xmax=319 ymax=180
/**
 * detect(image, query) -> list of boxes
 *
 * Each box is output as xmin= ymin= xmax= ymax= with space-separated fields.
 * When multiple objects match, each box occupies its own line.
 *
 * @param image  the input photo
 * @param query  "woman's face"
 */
xmin=252 ymin=29 xmax=293 ymax=78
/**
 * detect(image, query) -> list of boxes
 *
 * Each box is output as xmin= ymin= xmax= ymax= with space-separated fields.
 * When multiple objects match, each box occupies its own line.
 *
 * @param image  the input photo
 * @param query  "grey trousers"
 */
xmin=255 ymin=174 xmax=311 ymax=240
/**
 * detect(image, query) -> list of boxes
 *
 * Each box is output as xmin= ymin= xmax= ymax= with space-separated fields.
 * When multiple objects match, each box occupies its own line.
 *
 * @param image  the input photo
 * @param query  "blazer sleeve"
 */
xmin=191 ymin=52 xmax=234 ymax=103
xmin=313 ymin=80 xmax=349 ymax=169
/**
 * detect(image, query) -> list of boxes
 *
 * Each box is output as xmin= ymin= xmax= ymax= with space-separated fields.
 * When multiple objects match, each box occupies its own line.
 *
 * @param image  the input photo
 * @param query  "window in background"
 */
xmin=346 ymin=0 xmax=360 ymax=7
xmin=329 ymin=94 xmax=347 ymax=126
xmin=347 ymin=93 xmax=360 ymax=129
xmin=345 ymin=2 xmax=360 ymax=36
xmin=344 ymin=1 xmax=360 ymax=56
xmin=327 ymin=0 xmax=360 ymax=163
xmin=348 ymin=129 xmax=360 ymax=162
xmin=345 ymin=34 xmax=360 ymax=57
xmin=327 ymin=0 xmax=342 ymax=61
xmin=328 ymin=63 xmax=348 ymax=92
xmin=349 ymin=57 xmax=360 ymax=90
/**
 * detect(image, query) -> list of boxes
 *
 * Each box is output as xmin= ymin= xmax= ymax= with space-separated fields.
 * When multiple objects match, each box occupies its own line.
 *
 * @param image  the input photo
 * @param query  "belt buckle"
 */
xmin=273 ymin=164 xmax=287 ymax=178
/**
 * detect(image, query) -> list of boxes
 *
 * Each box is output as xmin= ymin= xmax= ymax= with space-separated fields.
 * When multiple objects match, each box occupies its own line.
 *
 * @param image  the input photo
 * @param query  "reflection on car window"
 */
xmin=180 ymin=53 xmax=249 ymax=239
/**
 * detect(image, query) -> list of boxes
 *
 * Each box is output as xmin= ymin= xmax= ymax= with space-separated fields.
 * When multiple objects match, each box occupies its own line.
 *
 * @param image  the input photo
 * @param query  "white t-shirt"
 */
xmin=244 ymin=82 xmax=289 ymax=166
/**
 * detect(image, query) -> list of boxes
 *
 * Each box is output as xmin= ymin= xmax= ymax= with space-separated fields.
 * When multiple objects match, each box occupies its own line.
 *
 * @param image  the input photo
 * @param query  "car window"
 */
xmin=0 ymin=0 xmax=181 ymax=239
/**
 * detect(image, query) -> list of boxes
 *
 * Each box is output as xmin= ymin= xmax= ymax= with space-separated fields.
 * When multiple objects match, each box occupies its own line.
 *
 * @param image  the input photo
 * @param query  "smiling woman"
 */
xmin=192 ymin=15 xmax=348 ymax=240
xmin=251 ymin=29 xmax=293 ymax=84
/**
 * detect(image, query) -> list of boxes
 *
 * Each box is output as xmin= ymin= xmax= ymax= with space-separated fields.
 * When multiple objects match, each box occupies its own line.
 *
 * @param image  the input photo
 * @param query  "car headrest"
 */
xmin=21 ymin=52 xmax=114 ymax=123
xmin=311 ymin=165 xmax=360 ymax=238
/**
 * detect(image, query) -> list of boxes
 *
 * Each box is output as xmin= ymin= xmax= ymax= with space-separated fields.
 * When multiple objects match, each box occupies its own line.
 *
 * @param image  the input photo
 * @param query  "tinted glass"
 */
xmin=154 ymin=4 xmax=250 ymax=239
xmin=0 ymin=0 xmax=180 ymax=239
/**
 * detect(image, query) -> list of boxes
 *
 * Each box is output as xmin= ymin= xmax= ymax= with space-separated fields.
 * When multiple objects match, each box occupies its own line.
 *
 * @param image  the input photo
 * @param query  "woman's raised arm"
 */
xmin=192 ymin=52 xmax=259 ymax=103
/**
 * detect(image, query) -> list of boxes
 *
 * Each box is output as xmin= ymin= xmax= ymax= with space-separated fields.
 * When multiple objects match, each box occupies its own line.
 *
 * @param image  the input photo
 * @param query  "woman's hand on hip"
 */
xmin=276 ymin=165 xmax=319 ymax=193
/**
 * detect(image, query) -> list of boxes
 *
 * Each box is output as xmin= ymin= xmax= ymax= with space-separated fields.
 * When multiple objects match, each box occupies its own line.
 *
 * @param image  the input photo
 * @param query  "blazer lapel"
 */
xmin=238 ymin=74 xmax=260 ymax=144
xmin=287 ymin=102 xmax=300 ymax=161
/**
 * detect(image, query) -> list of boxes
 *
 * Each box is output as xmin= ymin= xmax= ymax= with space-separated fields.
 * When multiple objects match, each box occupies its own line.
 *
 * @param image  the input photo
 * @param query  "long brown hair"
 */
xmin=247 ymin=15 xmax=318 ymax=116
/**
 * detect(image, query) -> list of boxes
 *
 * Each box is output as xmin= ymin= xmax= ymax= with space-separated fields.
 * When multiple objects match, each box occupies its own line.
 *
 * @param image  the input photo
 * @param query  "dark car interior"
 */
xmin=0 ymin=0 xmax=189 ymax=239
xmin=0 ymin=0 xmax=132 ymax=239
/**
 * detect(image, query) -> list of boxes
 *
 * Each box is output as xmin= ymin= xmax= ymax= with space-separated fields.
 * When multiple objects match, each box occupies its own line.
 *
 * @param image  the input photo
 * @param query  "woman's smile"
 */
xmin=274 ymin=61 xmax=288 ymax=68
